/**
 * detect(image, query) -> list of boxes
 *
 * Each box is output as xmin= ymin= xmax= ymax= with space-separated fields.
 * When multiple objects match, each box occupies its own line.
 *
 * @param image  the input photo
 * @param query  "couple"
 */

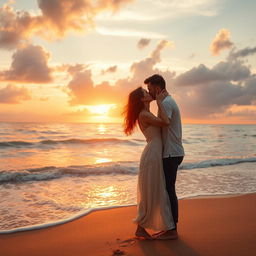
xmin=124 ymin=74 xmax=184 ymax=240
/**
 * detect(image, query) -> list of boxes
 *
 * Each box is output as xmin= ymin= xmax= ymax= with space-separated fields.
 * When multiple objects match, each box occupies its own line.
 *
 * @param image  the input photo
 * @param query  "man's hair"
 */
xmin=144 ymin=74 xmax=166 ymax=89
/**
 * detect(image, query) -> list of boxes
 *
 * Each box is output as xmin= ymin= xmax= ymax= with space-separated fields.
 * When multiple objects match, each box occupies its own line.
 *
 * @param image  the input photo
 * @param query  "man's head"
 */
xmin=144 ymin=74 xmax=166 ymax=99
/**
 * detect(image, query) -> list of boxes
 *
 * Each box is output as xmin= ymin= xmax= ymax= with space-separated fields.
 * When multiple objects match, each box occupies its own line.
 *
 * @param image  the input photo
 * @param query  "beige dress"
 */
xmin=133 ymin=125 xmax=175 ymax=231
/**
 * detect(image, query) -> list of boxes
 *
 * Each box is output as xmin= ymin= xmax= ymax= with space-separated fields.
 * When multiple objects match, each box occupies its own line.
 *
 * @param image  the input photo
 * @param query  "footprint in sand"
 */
xmin=112 ymin=249 xmax=126 ymax=256
xmin=117 ymin=238 xmax=136 ymax=247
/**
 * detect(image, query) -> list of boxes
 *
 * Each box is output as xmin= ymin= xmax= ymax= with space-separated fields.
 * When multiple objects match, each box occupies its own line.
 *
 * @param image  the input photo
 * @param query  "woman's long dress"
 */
xmin=133 ymin=125 xmax=175 ymax=231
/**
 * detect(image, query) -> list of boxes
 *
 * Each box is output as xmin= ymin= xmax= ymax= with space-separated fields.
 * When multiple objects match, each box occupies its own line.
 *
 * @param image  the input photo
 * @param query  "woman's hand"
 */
xmin=156 ymin=89 xmax=168 ymax=102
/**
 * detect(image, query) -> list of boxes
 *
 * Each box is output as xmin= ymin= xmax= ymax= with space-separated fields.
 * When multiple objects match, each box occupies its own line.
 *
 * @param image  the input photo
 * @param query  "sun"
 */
xmin=86 ymin=104 xmax=116 ymax=116
xmin=75 ymin=104 xmax=121 ymax=123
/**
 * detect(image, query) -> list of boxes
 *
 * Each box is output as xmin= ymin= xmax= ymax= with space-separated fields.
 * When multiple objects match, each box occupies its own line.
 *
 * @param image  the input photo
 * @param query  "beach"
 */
xmin=1 ymin=0 xmax=256 ymax=254
xmin=1 ymin=193 xmax=256 ymax=256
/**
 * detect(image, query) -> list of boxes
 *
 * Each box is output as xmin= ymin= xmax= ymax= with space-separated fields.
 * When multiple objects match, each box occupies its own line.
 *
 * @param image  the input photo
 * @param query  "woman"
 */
xmin=124 ymin=87 xmax=175 ymax=240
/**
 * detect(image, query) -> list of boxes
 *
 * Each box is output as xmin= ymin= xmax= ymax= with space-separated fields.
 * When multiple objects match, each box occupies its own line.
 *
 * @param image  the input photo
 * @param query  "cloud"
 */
xmin=0 ymin=3 xmax=40 ymax=49
xmin=226 ymin=106 xmax=256 ymax=119
xmin=174 ymin=64 xmax=220 ymax=86
xmin=172 ymin=49 xmax=256 ymax=119
xmin=37 ymin=0 xmax=95 ymax=37
xmin=172 ymin=80 xmax=256 ymax=119
xmin=66 ymin=63 xmax=87 ymax=75
xmin=174 ymin=59 xmax=251 ymax=86
xmin=97 ymin=0 xmax=221 ymax=23
xmin=137 ymin=38 xmax=151 ymax=49
xmin=0 ymin=44 xmax=52 ymax=83
xmin=0 ymin=84 xmax=31 ymax=104
xmin=67 ymin=69 xmax=121 ymax=105
xmin=210 ymin=29 xmax=233 ymax=56
xmin=228 ymin=46 xmax=256 ymax=60
xmin=151 ymin=40 xmax=173 ymax=61
xmin=95 ymin=26 xmax=166 ymax=38
xmin=130 ymin=40 xmax=175 ymax=84
xmin=66 ymin=40 xmax=175 ymax=106
xmin=63 ymin=108 xmax=91 ymax=117
xmin=212 ymin=60 xmax=251 ymax=81
xmin=101 ymin=65 xmax=117 ymax=75
xmin=0 ymin=0 xmax=134 ymax=49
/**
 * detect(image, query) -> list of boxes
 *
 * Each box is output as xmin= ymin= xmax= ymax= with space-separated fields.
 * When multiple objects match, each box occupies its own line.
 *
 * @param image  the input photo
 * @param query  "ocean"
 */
xmin=0 ymin=122 xmax=255 ymax=233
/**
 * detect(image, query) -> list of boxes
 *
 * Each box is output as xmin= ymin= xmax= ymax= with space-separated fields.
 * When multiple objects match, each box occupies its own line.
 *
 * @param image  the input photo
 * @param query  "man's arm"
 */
xmin=159 ymin=99 xmax=172 ymax=121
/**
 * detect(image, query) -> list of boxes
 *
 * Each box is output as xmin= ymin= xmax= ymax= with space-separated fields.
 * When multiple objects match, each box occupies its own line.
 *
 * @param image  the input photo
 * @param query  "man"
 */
xmin=144 ymin=74 xmax=185 ymax=239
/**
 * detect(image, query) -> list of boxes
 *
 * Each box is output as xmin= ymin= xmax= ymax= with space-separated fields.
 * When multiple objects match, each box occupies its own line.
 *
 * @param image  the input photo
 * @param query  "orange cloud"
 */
xmin=0 ymin=3 xmax=41 ymax=49
xmin=130 ymin=40 xmax=175 ymax=83
xmin=65 ymin=40 xmax=175 ymax=106
xmin=67 ymin=69 xmax=121 ymax=105
xmin=0 ymin=84 xmax=31 ymax=104
xmin=0 ymin=0 xmax=134 ymax=49
xmin=210 ymin=29 xmax=233 ymax=56
xmin=226 ymin=105 xmax=256 ymax=119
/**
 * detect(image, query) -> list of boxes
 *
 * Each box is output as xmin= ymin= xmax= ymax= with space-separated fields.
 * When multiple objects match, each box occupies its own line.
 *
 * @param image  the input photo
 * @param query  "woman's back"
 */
xmin=140 ymin=125 xmax=162 ymax=143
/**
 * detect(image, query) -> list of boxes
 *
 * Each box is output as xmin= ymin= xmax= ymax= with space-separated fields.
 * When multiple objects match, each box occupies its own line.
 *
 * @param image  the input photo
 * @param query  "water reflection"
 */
xmin=97 ymin=124 xmax=106 ymax=134
xmin=86 ymin=182 xmax=133 ymax=208
xmin=98 ymin=186 xmax=116 ymax=198
xmin=95 ymin=158 xmax=112 ymax=164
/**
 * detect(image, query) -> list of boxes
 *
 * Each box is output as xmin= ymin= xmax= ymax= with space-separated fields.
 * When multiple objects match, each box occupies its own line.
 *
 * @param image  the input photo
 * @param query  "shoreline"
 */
xmin=1 ymin=192 xmax=255 ymax=256
xmin=1 ymin=192 xmax=254 ymax=235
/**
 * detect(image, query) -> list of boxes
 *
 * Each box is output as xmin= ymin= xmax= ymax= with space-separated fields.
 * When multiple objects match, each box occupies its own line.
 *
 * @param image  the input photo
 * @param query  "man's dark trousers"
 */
xmin=163 ymin=156 xmax=184 ymax=230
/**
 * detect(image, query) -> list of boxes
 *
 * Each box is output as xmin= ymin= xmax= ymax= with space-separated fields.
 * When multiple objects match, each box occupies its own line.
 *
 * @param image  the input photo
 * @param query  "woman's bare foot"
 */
xmin=135 ymin=225 xmax=153 ymax=240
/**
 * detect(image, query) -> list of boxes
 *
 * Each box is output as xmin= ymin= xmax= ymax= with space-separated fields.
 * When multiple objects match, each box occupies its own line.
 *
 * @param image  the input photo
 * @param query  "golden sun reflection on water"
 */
xmin=95 ymin=158 xmax=112 ymax=164
xmin=86 ymin=184 xmax=125 ymax=208
xmin=97 ymin=124 xmax=106 ymax=134
xmin=98 ymin=186 xmax=116 ymax=198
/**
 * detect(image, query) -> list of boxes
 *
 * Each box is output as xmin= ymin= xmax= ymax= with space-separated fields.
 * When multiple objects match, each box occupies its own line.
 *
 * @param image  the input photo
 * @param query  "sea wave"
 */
xmin=0 ymin=162 xmax=138 ymax=183
xmin=0 ymin=138 xmax=139 ymax=148
xmin=0 ymin=157 xmax=255 ymax=184
xmin=0 ymin=141 xmax=34 ymax=147
xmin=180 ymin=157 xmax=256 ymax=170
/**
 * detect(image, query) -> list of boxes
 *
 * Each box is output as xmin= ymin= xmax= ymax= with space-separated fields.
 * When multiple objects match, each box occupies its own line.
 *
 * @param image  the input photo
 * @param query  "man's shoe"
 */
xmin=155 ymin=230 xmax=178 ymax=240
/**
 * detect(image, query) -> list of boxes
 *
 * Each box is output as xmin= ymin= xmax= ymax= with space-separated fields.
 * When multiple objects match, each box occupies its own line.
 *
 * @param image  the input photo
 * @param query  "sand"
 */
xmin=1 ymin=193 xmax=256 ymax=256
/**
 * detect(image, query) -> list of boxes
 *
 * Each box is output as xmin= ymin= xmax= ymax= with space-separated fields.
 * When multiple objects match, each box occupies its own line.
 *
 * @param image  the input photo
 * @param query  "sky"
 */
xmin=0 ymin=0 xmax=255 ymax=124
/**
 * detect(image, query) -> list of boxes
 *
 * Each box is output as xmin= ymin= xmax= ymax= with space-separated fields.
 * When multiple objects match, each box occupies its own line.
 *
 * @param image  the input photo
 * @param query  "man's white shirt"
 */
xmin=158 ymin=95 xmax=185 ymax=158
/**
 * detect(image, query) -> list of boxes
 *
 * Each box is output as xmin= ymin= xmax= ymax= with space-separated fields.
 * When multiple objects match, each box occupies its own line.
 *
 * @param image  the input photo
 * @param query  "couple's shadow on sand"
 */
xmin=113 ymin=236 xmax=199 ymax=256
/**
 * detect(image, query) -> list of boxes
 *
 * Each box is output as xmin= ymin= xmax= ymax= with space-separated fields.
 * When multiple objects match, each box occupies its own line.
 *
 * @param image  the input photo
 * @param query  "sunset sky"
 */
xmin=0 ymin=0 xmax=255 ymax=124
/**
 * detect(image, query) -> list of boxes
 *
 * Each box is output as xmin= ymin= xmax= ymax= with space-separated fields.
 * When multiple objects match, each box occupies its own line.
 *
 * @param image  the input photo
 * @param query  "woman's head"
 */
xmin=123 ymin=87 xmax=152 ymax=135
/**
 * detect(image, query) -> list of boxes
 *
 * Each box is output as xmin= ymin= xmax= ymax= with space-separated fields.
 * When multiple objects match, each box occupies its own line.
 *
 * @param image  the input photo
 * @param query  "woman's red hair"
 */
xmin=123 ymin=87 xmax=144 ymax=135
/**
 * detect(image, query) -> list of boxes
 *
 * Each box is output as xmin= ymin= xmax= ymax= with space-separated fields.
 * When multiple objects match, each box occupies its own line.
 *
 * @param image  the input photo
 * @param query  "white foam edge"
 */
xmin=0 ymin=204 xmax=136 ymax=234
xmin=178 ymin=192 xmax=248 ymax=200
xmin=1 ymin=191 xmax=253 ymax=234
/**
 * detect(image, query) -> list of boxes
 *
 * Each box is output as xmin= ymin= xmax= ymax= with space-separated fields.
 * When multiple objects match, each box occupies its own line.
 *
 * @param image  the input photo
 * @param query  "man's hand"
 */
xmin=156 ymin=89 xmax=168 ymax=102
